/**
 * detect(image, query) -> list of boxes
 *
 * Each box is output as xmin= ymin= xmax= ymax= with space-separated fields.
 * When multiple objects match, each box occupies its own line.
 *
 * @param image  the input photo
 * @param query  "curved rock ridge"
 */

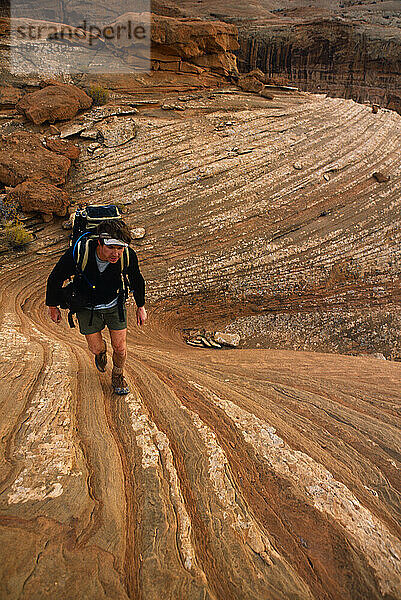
xmin=0 ymin=255 xmax=400 ymax=599
xmin=65 ymin=89 xmax=401 ymax=314
xmin=0 ymin=85 xmax=400 ymax=599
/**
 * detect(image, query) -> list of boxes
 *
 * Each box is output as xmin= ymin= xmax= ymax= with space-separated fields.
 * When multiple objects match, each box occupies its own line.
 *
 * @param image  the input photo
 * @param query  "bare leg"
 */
xmin=109 ymin=329 xmax=129 ymax=394
xmin=109 ymin=328 xmax=127 ymax=371
xmin=85 ymin=331 xmax=105 ymax=356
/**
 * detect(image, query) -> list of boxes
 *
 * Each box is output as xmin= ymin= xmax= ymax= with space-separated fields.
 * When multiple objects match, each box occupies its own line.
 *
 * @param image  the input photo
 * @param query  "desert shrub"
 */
xmin=86 ymin=84 xmax=109 ymax=106
xmin=0 ymin=195 xmax=18 ymax=222
xmin=4 ymin=222 xmax=34 ymax=248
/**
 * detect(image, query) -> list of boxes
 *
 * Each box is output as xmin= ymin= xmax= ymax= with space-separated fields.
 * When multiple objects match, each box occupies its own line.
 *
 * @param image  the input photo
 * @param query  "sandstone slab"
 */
xmin=81 ymin=116 xmax=137 ymax=147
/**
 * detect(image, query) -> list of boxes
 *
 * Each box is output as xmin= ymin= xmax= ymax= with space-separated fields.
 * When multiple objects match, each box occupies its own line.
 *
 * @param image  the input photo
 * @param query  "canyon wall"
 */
xmin=238 ymin=19 xmax=401 ymax=111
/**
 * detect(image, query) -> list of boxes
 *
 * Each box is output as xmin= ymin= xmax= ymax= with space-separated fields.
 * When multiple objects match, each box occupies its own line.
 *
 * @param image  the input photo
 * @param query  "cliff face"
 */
xmin=238 ymin=19 xmax=401 ymax=110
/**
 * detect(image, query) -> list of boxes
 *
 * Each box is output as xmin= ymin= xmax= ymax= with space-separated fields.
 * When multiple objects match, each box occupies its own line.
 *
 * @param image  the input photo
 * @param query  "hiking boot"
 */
xmin=95 ymin=342 xmax=107 ymax=373
xmin=112 ymin=370 xmax=130 ymax=395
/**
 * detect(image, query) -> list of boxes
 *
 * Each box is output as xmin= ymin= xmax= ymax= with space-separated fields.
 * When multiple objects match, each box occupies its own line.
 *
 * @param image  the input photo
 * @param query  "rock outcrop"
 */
xmin=0 ymin=131 xmax=71 ymax=186
xmin=103 ymin=12 xmax=239 ymax=77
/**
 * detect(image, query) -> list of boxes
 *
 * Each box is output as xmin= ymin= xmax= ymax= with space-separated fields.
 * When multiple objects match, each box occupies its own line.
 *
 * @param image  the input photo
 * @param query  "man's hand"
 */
xmin=49 ymin=306 xmax=62 ymax=323
xmin=136 ymin=306 xmax=147 ymax=326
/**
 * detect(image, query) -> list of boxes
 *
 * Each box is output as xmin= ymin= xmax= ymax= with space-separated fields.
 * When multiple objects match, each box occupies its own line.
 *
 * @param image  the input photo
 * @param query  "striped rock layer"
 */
xmin=0 ymin=88 xmax=400 ymax=599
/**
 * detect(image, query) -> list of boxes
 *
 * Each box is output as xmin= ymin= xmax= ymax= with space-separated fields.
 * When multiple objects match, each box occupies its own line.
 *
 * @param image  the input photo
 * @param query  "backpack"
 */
xmin=71 ymin=204 xmax=123 ymax=246
xmin=62 ymin=204 xmax=130 ymax=328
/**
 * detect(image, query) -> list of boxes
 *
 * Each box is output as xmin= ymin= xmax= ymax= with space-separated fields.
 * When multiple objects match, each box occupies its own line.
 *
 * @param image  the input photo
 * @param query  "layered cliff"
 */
xmin=238 ymin=19 xmax=401 ymax=111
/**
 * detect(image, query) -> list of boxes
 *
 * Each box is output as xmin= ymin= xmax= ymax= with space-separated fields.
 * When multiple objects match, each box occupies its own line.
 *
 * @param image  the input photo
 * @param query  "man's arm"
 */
xmin=46 ymin=247 xmax=76 ymax=322
xmin=127 ymin=248 xmax=147 ymax=325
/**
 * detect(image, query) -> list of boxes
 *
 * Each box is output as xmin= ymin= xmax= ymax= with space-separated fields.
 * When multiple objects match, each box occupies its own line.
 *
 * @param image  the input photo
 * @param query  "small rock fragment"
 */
xmin=372 ymin=353 xmax=386 ymax=360
xmin=214 ymin=332 xmax=240 ymax=347
xmin=372 ymin=172 xmax=390 ymax=183
xmin=186 ymin=340 xmax=203 ymax=347
xmin=131 ymin=227 xmax=146 ymax=239
xmin=161 ymin=104 xmax=185 ymax=111
xmin=49 ymin=125 xmax=61 ymax=135
xmin=200 ymin=336 xmax=212 ymax=347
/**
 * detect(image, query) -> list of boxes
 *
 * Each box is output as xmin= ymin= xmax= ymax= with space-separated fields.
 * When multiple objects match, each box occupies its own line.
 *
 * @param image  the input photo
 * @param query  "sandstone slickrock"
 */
xmin=6 ymin=179 xmax=70 ymax=217
xmin=16 ymin=84 xmax=92 ymax=125
xmin=0 ymin=85 xmax=24 ymax=107
xmin=0 ymin=132 xmax=71 ymax=186
xmin=1 ymin=34 xmax=401 ymax=600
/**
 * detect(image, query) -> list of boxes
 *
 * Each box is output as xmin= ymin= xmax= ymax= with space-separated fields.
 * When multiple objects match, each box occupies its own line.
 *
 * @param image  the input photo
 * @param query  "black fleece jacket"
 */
xmin=46 ymin=243 xmax=145 ymax=308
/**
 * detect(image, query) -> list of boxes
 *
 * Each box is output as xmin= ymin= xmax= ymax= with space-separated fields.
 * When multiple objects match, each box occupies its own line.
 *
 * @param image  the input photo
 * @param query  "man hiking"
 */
xmin=46 ymin=219 xmax=147 ymax=395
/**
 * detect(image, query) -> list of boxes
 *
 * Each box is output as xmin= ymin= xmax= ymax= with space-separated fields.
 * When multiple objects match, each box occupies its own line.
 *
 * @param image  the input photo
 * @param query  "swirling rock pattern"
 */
xmin=0 ymin=88 xmax=400 ymax=599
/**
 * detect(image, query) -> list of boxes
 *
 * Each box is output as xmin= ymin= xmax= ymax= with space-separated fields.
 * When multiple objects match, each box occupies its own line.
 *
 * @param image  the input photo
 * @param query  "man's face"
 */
xmin=97 ymin=240 xmax=125 ymax=263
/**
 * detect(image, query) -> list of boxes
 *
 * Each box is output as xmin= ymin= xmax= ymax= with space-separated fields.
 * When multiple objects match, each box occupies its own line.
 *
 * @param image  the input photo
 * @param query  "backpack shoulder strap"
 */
xmin=73 ymin=234 xmax=94 ymax=273
xmin=79 ymin=238 xmax=91 ymax=272
xmin=120 ymin=247 xmax=130 ymax=273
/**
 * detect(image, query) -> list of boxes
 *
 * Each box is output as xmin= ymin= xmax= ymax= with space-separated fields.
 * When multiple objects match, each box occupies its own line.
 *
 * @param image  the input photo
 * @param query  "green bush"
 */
xmin=4 ymin=222 xmax=34 ymax=248
xmin=86 ymin=84 xmax=109 ymax=106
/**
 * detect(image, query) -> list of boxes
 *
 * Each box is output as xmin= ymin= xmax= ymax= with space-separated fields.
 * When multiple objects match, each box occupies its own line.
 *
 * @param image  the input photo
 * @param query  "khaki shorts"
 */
xmin=76 ymin=304 xmax=127 ymax=335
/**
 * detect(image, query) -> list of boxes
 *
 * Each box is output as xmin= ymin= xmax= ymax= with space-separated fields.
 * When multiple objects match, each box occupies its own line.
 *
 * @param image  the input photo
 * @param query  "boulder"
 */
xmin=237 ymin=75 xmax=264 ymax=94
xmin=7 ymin=180 xmax=70 ymax=217
xmin=0 ymin=132 xmax=71 ymax=187
xmin=0 ymin=85 xmax=24 ymax=107
xmin=45 ymin=138 xmax=81 ymax=160
xmin=213 ymin=332 xmax=240 ymax=347
xmin=247 ymin=68 xmax=267 ymax=83
xmin=16 ymin=84 xmax=92 ymax=125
